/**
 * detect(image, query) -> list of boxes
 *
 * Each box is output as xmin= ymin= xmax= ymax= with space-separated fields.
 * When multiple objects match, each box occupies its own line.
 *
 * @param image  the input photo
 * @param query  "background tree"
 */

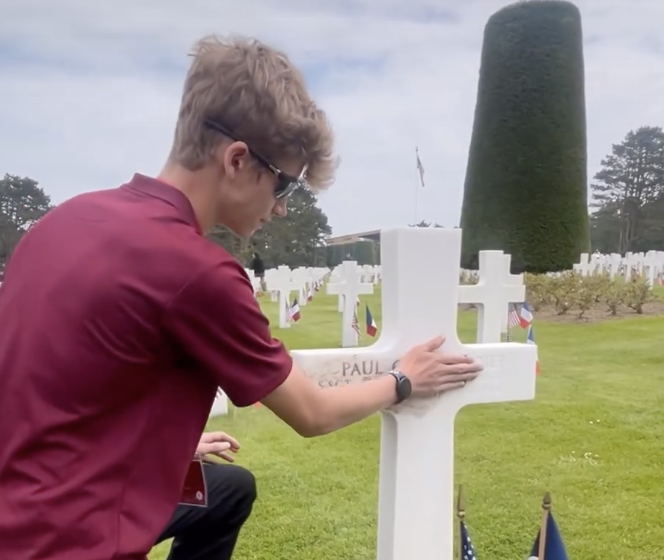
xmin=207 ymin=226 xmax=248 ymax=261
xmin=590 ymin=126 xmax=664 ymax=253
xmin=460 ymin=0 xmax=590 ymax=273
xmin=209 ymin=184 xmax=331 ymax=269
xmin=408 ymin=220 xmax=445 ymax=228
xmin=0 ymin=174 xmax=53 ymax=264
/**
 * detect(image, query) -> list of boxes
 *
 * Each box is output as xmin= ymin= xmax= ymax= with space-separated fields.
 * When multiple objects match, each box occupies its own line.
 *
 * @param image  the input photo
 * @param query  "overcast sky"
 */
xmin=1 ymin=0 xmax=662 ymax=236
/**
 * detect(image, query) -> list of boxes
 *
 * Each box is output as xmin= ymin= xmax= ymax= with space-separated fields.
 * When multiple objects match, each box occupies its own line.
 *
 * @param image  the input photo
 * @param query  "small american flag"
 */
xmin=351 ymin=309 xmax=361 ymax=338
xmin=460 ymin=520 xmax=478 ymax=560
xmin=507 ymin=303 xmax=522 ymax=329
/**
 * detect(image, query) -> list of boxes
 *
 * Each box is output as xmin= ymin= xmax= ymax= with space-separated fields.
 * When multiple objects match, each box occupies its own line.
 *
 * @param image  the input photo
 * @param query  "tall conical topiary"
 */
xmin=460 ymin=0 xmax=590 ymax=273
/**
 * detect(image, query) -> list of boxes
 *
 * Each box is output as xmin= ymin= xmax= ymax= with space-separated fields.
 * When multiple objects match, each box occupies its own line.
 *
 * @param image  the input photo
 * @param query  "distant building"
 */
xmin=326 ymin=229 xmax=381 ymax=246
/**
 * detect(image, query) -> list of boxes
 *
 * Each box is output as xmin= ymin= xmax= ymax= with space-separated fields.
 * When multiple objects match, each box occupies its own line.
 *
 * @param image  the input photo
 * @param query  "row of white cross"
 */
xmin=215 ymin=227 xmax=537 ymax=560
xmin=573 ymin=250 xmax=664 ymax=285
xmin=250 ymin=250 xmax=527 ymax=349
xmin=325 ymin=250 xmax=526 ymax=347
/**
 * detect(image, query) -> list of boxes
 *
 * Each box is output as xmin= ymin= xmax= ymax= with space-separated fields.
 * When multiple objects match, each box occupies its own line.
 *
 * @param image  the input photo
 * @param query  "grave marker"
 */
xmin=573 ymin=253 xmax=595 ymax=276
xmin=209 ymin=390 xmax=228 ymax=417
xmin=457 ymin=251 xmax=525 ymax=342
xmin=326 ymin=261 xmax=374 ymax=347
xmin=266 ymin=271 xmax=295 ymax=328
xmin=327 ymin=267 xmax=350 ymax=313
xmin=291 ymin=227 xmax=537 ymax=560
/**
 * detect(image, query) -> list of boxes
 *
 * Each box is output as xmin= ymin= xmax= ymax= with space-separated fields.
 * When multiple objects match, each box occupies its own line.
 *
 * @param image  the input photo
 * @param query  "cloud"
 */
xmin=1 ymin=0 xmax=662 ymax=235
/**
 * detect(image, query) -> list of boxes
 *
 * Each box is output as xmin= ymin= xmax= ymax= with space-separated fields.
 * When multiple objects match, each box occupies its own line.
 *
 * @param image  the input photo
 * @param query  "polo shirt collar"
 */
xmin=126 ymin=174 xmax=202 ymax=234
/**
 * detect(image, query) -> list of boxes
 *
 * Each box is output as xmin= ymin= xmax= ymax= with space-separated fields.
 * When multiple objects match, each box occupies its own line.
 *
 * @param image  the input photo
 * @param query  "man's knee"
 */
xmin=229 ymin=465 xmax=257 ymax=506
xmin=206 ymin=463 xmax=257 ymax=514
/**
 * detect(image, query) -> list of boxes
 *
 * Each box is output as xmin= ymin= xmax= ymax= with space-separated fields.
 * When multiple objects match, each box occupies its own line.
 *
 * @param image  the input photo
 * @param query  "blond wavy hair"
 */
xmin=168 ymin=35 xmax=338 ymax=192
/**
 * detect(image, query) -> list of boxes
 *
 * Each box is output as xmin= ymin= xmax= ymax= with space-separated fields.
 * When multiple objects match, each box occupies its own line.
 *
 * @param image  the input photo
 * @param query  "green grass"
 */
xmin=151 ymin=288 xmax=664 ymax=559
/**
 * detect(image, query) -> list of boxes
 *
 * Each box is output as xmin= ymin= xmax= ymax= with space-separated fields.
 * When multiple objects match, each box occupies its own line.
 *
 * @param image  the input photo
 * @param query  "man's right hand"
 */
xmin=397 ymin=335 xmax=482 ymax=397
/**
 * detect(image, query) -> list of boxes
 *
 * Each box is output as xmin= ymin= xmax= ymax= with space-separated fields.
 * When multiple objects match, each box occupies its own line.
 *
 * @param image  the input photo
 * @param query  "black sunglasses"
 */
xmin=203 ymin=119 xmax=306 ymax=199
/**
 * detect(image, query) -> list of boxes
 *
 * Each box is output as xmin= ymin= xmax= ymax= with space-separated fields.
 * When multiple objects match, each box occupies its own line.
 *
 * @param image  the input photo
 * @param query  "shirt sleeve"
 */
xmin=165 ymin=259 xmax=292 ymax=407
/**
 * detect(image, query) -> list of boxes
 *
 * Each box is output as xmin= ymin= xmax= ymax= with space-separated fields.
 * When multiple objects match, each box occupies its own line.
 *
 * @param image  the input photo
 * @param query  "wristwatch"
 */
xmin=388 ymin=369 xmax=412 ymax=404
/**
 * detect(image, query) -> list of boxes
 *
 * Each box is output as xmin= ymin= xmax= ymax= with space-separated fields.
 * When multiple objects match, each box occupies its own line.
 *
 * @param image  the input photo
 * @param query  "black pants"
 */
xmin=155 ymin=463 xmax=257 ymax=560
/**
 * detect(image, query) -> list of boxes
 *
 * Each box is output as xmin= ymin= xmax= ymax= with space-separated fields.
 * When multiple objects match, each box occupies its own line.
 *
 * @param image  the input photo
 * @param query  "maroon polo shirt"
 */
xmin=0 ymin=174 xmax=292 ymax=560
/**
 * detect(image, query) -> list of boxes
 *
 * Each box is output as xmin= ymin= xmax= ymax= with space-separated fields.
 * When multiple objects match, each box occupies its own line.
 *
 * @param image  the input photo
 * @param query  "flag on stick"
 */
xmin=527 ymin=325 xmax=539 ymax=374
xmin=365 ymin=304 xmax=378 ymax=337
xmin=351 ymin=308 xmax=361 ymax=338
xmin=415 ymin=147 xmax=425 ymax=187
xmin=520 ymin=301 xmax=533 ymax=327
xmin=527 ymin=493 xmax=569 ymax=560
xmin=508 ymin=303 xmax=522 ymax=329
xmin=457 ymin=485 xmax=478 ymax=560
xmin=288 ymin=298 xmax=301 ymax=322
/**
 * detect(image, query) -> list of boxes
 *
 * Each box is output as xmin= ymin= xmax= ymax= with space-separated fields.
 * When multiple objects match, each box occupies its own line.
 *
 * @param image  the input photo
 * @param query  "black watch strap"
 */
xmin=388 ymin=370 xmax=412 ymax=404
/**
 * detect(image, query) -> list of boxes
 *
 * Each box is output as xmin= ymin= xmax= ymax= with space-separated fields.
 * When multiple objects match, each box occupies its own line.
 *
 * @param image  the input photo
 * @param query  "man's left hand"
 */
xmin=196 ymin=431 xmax=240 ymax=463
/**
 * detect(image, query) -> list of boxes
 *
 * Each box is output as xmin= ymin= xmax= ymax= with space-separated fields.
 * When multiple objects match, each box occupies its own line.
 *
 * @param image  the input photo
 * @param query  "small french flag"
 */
xmin=527 ymin=325 xmax=539 ymax=374
xmin=288 ymin=298 xmax=301 ymax=322
xmin=365 ymin=305 xmax=378 ymax=337
xmin=519 ymin=301 xmax=533 ymax=328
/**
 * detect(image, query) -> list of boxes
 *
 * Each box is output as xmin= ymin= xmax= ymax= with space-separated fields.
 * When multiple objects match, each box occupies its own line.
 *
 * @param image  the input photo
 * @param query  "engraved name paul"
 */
xmin=316 ymin=355 xmax=506 ymax=388
xmin=317 ymin=359 xmax=400 ymax=388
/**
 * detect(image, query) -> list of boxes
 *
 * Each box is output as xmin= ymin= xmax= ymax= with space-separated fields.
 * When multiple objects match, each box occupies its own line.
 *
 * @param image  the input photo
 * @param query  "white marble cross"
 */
xmin=326 ymin=261 xmax=374 ymax=347
xmin=573 ymin=253 xmax=595 ymax=276
xmin=290 ymin=268 xmax=310 ymax=307
xmin=458 ymin=250 xmax=526 ymax=342
xmin=291 ymin=227 xmax=537 ymax=560
xmin=209 ymin=390 xmax=229 ymax=417
xmin=324 ymin=269 xmax=346 ymax=312
xmin=266 ymin=270 xmax=296 ymax=329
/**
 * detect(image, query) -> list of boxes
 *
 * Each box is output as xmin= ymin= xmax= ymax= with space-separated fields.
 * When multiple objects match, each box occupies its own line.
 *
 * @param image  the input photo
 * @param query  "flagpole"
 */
xmin=538 ymin=492 xmax=551 ymax=560
xmin=413 ymin=165 xmax=419 ymax=225
xmin=456 ymin=485 xmax=465 ymax=560
xmin=414 ymin=146 xmax=423 ymax=224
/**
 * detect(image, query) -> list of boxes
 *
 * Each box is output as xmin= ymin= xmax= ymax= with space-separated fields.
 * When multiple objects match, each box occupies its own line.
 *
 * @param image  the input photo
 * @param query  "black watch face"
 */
xmin=397 ymin=375 xmax=412 ymax=401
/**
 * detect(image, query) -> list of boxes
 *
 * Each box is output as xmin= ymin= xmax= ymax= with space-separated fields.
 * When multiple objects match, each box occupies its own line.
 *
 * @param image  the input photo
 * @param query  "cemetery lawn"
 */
xmin=150 ymin=288 xmax=664 ymax=560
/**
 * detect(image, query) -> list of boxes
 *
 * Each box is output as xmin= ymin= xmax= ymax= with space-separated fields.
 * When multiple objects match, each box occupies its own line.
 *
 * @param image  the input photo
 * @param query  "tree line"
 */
xmin=2 ymin=125 xmax=662 ymax=274
xmin=589 ymin=125 xmax=664 ymax=254
xmin=0 ymin=175 xmax=54 ymax=268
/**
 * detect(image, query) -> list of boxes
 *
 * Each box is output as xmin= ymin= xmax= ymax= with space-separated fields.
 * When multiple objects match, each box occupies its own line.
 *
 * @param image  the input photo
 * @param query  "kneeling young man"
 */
xmin=0 ymin=35 xmax=483 ymax=560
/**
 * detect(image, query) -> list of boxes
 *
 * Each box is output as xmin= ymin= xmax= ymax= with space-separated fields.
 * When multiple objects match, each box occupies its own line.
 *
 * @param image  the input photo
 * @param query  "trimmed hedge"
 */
xmin=460 ymin=0 xmax=590 ymax=273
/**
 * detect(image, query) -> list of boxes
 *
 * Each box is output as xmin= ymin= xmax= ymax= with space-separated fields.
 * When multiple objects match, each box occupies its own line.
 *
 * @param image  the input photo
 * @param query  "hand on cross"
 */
xmin=398 ymin=335 xmax=483 ymax=398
